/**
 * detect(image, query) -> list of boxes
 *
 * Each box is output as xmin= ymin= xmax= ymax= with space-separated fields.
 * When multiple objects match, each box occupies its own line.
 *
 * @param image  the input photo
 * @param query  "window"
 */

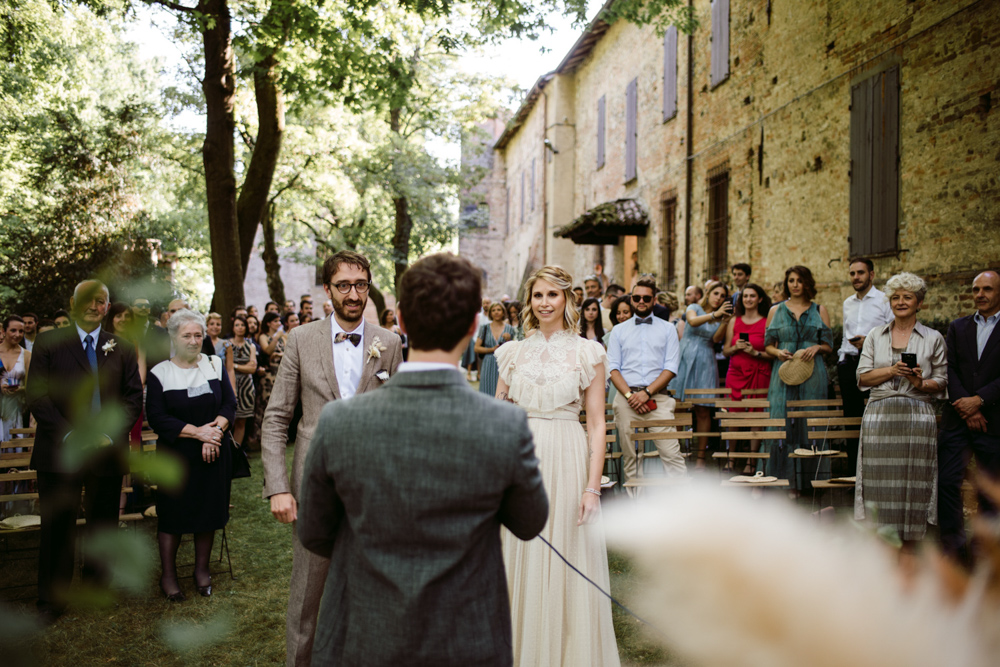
xmin=660 ymin=196 xmax=678 ymax=291
xmin=710 ymin=0 xmax=730 ymax=88
xmin=706 ymin=168 xmax=729 ymax=280
xmin=597 ymin=95 xmax=606 ymax=169
xmin=663 ymin=26 xmax=678 ymax=122
xmin=531 ymin=158 xmax=536 ymax=211
xmin=625 ymin=78 xmax=638 ymax=182
xmin=850 ymin=65 xmax=900 ymax=255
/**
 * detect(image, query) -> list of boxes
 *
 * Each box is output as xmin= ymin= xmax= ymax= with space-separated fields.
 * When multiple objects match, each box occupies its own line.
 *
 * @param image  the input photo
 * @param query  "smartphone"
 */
xmin=645 ymin=399 xmax=657 ymax=411
xmin=849 ymin=336 xmax=863 ymax=342
xmin=901 ymin=352 xmax=918 ymax=369
xmin=739 ymin=332 xmax=750 ymax=342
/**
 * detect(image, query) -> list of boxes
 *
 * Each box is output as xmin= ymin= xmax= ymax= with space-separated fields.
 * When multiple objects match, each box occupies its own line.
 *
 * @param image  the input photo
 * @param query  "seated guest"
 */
xmin=856 ymin=273 xmax=946 ymax=558
xmin=939 ymin=270 xmax=1000 ymax=564
xmin=579 ymin=297 xmax=606 ymax=345
xmin=145 ymin=309 xmax=237 ymax=601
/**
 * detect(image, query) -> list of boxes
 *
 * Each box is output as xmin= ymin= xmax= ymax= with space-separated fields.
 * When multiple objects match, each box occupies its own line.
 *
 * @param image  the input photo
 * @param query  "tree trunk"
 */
xmin=262 ymin=203 xmax=286 ymax=306
xmin=389 ymin=107 xmax=412 ymax=296
xmin=201 ymin=0 xmax=244 ymax=315
xmin=237 ymin=51 xmax=285 ymax=279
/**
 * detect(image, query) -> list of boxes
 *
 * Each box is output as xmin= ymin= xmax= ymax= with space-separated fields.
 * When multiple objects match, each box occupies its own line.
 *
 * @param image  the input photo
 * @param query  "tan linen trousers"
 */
xmin=613 ymin=392 xmax=684 ymax=481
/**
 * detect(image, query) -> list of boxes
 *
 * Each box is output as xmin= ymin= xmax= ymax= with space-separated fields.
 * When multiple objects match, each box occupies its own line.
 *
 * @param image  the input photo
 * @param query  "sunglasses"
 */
xmin=631 ymin=294 xmax=653 ymax=303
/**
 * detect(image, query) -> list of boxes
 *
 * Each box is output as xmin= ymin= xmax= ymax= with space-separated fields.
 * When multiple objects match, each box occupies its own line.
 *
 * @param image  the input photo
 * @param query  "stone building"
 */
xmin=483 ymin=0 xmax=999 ymax=324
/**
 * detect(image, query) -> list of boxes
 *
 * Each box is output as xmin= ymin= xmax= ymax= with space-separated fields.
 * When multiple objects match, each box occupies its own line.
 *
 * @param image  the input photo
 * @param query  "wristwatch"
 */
xmin=643 ymin=386 xmax=652 ymax=396
xmin=624 ymin=391 xmax=633 ymax=399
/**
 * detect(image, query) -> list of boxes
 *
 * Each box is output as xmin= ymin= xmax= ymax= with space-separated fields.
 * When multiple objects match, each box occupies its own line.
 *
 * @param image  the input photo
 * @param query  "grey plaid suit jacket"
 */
xmin=297 ymin=368 xmax=548 ymax=667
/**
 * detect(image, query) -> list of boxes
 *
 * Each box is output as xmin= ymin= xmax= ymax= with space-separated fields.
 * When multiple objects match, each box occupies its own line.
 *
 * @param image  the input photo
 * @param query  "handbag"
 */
xmin=228 ymin=431 xmax=251 ymax=479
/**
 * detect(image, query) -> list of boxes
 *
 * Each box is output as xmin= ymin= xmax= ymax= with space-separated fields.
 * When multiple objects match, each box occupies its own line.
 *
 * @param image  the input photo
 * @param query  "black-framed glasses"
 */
xmin=332 ymin=281 xmax=370 ymax=294
xmin=631 ymin=294 xmax=653 ymax=303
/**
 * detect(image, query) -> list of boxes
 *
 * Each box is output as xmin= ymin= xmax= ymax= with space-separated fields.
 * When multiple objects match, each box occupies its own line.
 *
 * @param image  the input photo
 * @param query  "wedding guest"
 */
xmin=265 ymin=302 xmax=280 ymax=315
xmin=281 ymin=311 xmax=299 ymax=335
xmin=939 ymin=270 xmax=1000 ymax=564
xmin=475 ymin=301 xmax=514 ymax=398
xmin=730 ymin=263 xmax=752 ymax=307
xmin=770 ymin=281 xmax=786 ymax=305
xmin=247 ymin=305 xmax=259 ymax=320
xmin=146 ymin=309 xmax=237 ymax=600
xmin=321 ymin=301 xmax=333 ymax=319
xmin=380 ymin=308 xmax=408 ymax=361
xmin=244 ymin=314 xmax=266 ymax=450
xmin=855 ymin=273 xmax=946 ymax=557
xmin=203 ymin=313 xmax=236 ymax=391
xmin=283 ymin=300 xmax=296 ymax=315
xmin=21 ymin=312 xmax=38 ymax=351
xmin=584 ymin=274 xmax=603 ymax=300
xmin=601 ymin=284 xmax=624 ymax=330
xmin=53 ymin=310 xmax=71 ymax=329
xmin=572 ymin=286 xmax=584 ymax=307
xmin=579 ymin=297 xmax=606 ymax=345
xmin=229 ymin=315 xmax=257 ymax=447
xmin=507 ymin=301 xmax=524 ymax=341
xmin=253 ymin=312 xmax=283 ymax=454
xmin=722 ymin=284 xmax=774 ymax=474
xmin=673 ymin=281 xmax=732 ymax=468
xmin=0 ymin=315 xmax=30 ymax=442
xmin=37 ymin=319 xmax=56 ymax=334
xmin=604 ymin=296 xmax=634 ymax=404
xmin=838 ymin=257 xmax=893 ymax=474
xmin=764 ymin=266 xmax=834 ymax=493
xmin=684 ymin=285 xmax=703 ymax=307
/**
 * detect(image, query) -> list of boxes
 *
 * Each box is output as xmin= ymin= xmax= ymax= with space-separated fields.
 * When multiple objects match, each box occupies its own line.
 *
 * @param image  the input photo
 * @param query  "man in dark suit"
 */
xmin=27 ymin=280 xmax=143 ymax=623
xmin=939 ymin=270 xmax=1000 ymax=563
xmin=297 ymin=253 xmax=548 ymax=667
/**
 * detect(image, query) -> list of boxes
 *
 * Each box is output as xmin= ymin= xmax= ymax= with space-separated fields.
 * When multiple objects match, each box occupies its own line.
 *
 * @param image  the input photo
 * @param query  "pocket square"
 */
xmin=375 ymin=370 xmax=390 ymax=383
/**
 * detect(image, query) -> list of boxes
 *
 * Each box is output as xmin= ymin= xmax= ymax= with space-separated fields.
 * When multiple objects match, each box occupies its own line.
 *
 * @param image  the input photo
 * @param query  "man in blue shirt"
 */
xmin=607 ymin=278 xmax=682 ymax=485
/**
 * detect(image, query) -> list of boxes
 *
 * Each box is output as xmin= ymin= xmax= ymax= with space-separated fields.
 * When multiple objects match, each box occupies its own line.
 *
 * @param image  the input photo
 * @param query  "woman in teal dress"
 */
xmin=763 ymin=266 xmax=834 ymax=493
xmin=475 ymin=301 xmax=516 ymax=397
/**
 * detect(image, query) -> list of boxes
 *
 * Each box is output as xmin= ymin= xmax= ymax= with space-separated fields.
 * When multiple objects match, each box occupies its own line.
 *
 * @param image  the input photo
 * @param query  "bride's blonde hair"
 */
xmin=521 ymin=266 xmax=580 ymax=334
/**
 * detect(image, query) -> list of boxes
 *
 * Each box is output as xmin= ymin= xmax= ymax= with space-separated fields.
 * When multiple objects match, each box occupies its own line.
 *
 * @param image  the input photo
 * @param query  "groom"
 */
xmin=261 ymin=250 xmax=403 ymax=667
xmin=297 ymin=252 xmax=549 ymax=666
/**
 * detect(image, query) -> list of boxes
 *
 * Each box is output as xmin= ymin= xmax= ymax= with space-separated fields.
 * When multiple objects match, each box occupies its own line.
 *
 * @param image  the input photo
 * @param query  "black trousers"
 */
xmin=837 ymin=355 xmax=869 ymax=475
xmin=938 ymin=426 xmax=1000 ymax=562
xmin=36 ymin=471 xmax=122 ymax=611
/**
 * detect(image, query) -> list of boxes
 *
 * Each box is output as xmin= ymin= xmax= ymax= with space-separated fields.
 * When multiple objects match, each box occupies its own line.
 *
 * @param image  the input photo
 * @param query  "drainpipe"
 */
xmin=683 ymin=0 xmax=694 ymax=288
xmin=542 ymin=88 xmax=549 ymax=266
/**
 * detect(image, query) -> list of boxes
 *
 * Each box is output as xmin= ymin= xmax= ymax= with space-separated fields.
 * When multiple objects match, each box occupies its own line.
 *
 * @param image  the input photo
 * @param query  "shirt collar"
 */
xmin=851 ymin=286 xmax=883 ymax=302
xmin=397 ymin=361 xmax=460 ymax=373
xmin=330 ymin=316 xmax=364 ymax=337
xmin=974 ymin=311 xmax=1000 ymax=325
xmin=76 ymin=323 xmax=101 ymax=344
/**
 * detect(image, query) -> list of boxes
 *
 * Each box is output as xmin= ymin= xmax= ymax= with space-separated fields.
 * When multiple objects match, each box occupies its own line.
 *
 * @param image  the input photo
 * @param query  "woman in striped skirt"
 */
xmin=855 ymin=272 xmax=947 ymax=554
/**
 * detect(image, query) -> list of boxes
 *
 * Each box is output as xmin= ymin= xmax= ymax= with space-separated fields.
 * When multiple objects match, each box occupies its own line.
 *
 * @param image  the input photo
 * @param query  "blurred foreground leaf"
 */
xmin=0 ymin=603 xmax=40 ymax=667
xmin=161 ymin=610 xmax=234 ymax=654
xmin=82 ymin=527 xmax=155 ymax=597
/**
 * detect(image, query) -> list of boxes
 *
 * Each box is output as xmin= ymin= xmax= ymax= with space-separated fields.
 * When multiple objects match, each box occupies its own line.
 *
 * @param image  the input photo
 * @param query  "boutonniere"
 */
xmin=366 ymin=336 xmax=387 ymax=364
xmin=102 ymin=339 xmax=117 ymax=356
xmin=375 ymin=369 xmax=390 ymax=383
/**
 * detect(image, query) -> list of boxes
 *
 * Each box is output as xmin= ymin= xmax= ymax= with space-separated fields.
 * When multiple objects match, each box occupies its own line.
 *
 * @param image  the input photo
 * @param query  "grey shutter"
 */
xmin=872 ymin=66 xmax=899 ymax=254
xmin=711 ymin=0 xmax=730 ymax=87
xmin=849 ymin=78 xmax=873 ymax=255
xmin=663 ymin=26 xmax=678 ymax=122
xmin=531 ymin=158 xmax=536 ymax=211
xmin=625 ymin=78 xmax=637 ymax=182
xmin=597 ymin=95 xmax=606 ymax=169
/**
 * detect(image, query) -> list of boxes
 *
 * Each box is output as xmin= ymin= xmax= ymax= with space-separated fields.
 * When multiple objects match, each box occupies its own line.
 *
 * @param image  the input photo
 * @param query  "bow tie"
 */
xmin=636 ymin=317 xmax=653 ymax=325
xmin=334 ymin=332 xmax=362 ymax=347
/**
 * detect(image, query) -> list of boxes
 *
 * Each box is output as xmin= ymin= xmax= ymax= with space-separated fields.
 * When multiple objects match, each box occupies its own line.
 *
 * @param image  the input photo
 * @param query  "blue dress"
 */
xmin=764 ymin=302 xmax=834 ymax=487
xmin=478 ymin=323 xmax=516 ymax=397
xmin=670 ymin=304 xmax=721 ymax=401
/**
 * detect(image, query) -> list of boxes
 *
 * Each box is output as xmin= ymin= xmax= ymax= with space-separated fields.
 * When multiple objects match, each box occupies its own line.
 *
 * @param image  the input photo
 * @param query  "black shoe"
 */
xmin=193 ymin=574 xmax=211 ymax=597
xmin=159 ymin=582 xmax=186 ymax=602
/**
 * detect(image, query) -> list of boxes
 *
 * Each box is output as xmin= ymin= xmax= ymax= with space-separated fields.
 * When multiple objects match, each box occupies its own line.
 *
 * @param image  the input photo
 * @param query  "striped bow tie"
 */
xmin=636 ymin=317 xmax=653 ymax=325
xmin=334 ymin=332 xmax=362 ymax=346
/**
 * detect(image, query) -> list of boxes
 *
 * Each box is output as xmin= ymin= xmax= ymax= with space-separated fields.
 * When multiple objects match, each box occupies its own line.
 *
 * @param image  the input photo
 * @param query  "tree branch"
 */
xmin=146 ymin=0 xmax=198 ymax=14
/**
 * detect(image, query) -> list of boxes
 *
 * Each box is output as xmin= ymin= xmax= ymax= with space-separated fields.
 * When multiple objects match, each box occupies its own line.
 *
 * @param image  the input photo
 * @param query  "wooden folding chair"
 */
xmin=713 ymin=417 xmax=782 ymax=475
xmin=622 ymin=415 xmax=695 ymax=490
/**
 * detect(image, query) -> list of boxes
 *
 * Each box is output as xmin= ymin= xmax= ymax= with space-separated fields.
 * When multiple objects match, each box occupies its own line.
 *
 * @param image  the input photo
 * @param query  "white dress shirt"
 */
xmin=606 ymin=314 xmax=680 ymax=388
xmin=397 ymin=361 xmax=461 ymax=374
xmin=330 ymin=317 xmax=365 ymax=399
xmin=838 ymin=286 xmax=893 ymax=361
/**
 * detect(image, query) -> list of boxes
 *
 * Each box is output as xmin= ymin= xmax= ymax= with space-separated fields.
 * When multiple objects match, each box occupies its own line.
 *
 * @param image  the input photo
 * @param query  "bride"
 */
xmin=495 ymin=266 xmax=620 ymax=666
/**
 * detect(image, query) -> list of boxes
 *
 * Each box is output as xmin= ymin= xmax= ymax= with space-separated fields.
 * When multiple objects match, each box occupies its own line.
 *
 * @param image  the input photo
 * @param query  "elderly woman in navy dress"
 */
xmin=146 ymin=309 xmax=237 ymax=601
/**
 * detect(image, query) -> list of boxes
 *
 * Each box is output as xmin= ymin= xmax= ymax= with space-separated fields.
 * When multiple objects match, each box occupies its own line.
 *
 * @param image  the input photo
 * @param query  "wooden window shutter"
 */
xmin=711 ymin=0 xmax=730 ymax=88
xmin=531 ymin=158 xmax=536 ymax=211
xmin=625 ymin=78 xmax=638 ymax=182
xmin=597 ymin=95 xmax=606 ymax=169
xmin=663 ymin=26 xmax=678 ymax=122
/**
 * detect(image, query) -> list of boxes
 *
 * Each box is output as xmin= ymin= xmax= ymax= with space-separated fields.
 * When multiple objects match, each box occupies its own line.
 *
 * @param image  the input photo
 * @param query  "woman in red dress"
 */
xmin=722 ymin=284 xmax=774 ymax=474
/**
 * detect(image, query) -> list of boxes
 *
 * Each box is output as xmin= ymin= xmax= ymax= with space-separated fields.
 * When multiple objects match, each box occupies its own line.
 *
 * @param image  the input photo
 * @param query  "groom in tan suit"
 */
xmin=262 ymin=250 xmax=403 ymax=667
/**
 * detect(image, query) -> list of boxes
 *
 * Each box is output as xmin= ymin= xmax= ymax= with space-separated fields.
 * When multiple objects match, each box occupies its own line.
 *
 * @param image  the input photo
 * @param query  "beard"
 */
xmin=633 ymin=303 xmax=653 ymax=317
xmin=333 ymin=294 xmax=366 ymax=324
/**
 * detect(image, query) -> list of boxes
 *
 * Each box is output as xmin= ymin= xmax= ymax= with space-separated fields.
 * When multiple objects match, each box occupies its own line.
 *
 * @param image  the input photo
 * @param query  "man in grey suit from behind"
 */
xmin=298 ymin=253 xmax=549 ymax=667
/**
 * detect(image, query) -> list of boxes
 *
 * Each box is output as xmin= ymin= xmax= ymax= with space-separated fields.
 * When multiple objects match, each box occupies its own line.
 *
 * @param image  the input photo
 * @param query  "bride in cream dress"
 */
xmin=495 ymin=266 xmax=620 ymax=667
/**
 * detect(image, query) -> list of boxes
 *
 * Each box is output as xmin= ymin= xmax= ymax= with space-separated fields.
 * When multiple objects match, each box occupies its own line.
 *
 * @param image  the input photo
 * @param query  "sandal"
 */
xmin=728 ymin=471 xmax=778 ymax=484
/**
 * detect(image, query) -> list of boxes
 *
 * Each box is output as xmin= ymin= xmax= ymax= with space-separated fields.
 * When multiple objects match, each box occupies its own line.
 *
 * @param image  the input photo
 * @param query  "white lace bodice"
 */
xmin=495 ymin=328 xmax=608 ymax=415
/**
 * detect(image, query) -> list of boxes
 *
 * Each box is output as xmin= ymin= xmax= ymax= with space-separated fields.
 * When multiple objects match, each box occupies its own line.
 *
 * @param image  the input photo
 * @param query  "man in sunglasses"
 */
xmin=607 ymin=278 xmax=683 ymax=486
xmin=261 ymin=249 xmax=403 ymax=667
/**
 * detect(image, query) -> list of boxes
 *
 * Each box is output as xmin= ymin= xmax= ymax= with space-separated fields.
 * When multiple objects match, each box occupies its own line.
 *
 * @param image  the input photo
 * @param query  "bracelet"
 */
xmin=584 ymin=488 xmax=602 ymax=497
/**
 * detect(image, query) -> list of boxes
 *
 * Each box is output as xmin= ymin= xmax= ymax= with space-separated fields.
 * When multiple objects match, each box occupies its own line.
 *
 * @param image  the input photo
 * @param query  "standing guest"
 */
xmin=495 ymin=266 xmax=619 ymax=667
xmin=298 ymin=253 xmax=547 ymax=667
xmin=601 ymin=284 xmax=625 ymax=331
xmin=764 ymin=266 xmax=834 ymax=493
xmin=461 ymin=301 xmax=485 ymax=382
xmin=770 ymin=280 xmax=786 ymax=305
xmin=722 ymin=284 xmax=774 ymax=473
xmin=229 ymin=315 xmax=257 ymax=447
xmin=252 ymin=311 xmax=283 ymax=452
xmin=26 ymin=280 xmax=142 ymax=624
xmin=604 ymin=296 xmax=634 ymax=404
xmin=203 ymin=313 xmax=236 ymax=391
xmin=21 ymin=313 xmax=38 ymax=351
xmin=53 ymin=310 xmax=71 ymax=329
xmin=229 ymin=305 xmax=248 ymax=328
xmin=265 ymin=301 xmax=280 ymax=315
xmin=683 ymin=285 xmax=703 ymax=307
xmin=838 ymin=258 xmax=893 ymax=475
xmin=135 ymin=298 xmax=171 ymax=370
xmin=104 ymin=302 xmax=147 ymax=385
xmin=281 ymin=311 xmax=300 ymax=335
xmin=579 ymin=297 xmax=606 ymax=344
xmin=320 ymin=300 xmax=333 ymax=319
xmin=731 ymin=263 xmax=752 ymax=307
xmin=283 ymin=300 xmax=296 ymax=316
xmin=1 ymin=316 xmax=30 ymax=441
xmin=572 ymin=286 xmax=584 ymax=307
xmin=475 ymin=301 xmax=514 ymax=398
xmin=379 ymin=308 xmax=408 ymax=361
xmin=247 ymin=305 xmax=259 ymax=320
xmin=608 ymin=278 xmax=682 ymax=483
xmin=855 ymin=273 xmax=946 ymax=557
xmin=262 ymin=250 xmax=402 ymax=667
xmin=131 ymin=298 xmax=151 ymax=327
xmin=583 ymin=274 xmax=603 ymax=300
xmin=673 ymin=281 xmax=732 ymax=468
xmin=37 ymin=319 xmax=56 ymax=334
xmin=939 ymin=270 xmax=1000 ymax=564
xmin=145 ymin=309 xmax=237 ymax=600
xmin=507 ymin=301 xmax=524 ymax=341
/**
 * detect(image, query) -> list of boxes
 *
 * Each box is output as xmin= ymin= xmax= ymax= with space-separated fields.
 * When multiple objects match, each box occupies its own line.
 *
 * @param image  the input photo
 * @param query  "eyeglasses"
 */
xmin=631 ymin=294 xmax=653 ymax=303
xmin=331 ymin=281 xmax=370 ymax=294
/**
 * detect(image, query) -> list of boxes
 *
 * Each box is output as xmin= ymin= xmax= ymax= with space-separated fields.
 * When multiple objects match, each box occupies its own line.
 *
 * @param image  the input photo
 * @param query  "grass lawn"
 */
xmin=1 ymin=449 xmax=682 ymax=666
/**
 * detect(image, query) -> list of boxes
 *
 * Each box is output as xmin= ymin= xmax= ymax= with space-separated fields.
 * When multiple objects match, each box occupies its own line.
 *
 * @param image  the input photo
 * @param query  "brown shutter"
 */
xmin=872 ymin=66 xmax=899 ymax=254
xmin=663 ymin=26 xmax=678 ymax=122
xmin=711 ymin=0 xmax=730 ymax=87
xmin=625 ymin=78 xmax=638 ymax=182
xmin=597 ymin=95 xmax=606 ymax=169
xmin=849 ymin=78 xmax=873 ymax=255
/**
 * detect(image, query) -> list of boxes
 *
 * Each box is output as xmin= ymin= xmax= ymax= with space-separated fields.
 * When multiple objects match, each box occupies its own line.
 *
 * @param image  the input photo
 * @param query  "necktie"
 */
xmin=84 ymin=334 xmax=101 ymax=413
xmin=335 ymin=332 xmax=362 ymax=347
xmin=636 ymin=317 xmax=653 ymax=325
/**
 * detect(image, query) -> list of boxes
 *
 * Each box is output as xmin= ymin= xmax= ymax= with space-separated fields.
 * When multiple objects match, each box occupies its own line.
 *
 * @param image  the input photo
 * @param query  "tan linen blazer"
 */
xmin=261 ymin=318 xmax=403 ymax=499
